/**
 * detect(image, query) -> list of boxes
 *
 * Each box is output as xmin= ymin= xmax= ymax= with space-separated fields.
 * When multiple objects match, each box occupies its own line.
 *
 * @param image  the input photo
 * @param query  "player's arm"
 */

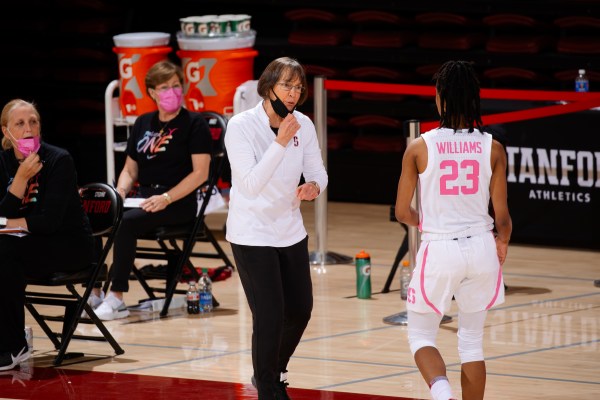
xmin=395 ymin=138 xmax=422 ymax=227
xmin=490 ymin=139 xmax=512 ymax=264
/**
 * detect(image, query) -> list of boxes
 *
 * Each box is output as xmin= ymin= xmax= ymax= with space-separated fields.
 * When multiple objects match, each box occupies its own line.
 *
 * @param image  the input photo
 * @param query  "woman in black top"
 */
xmin=92 ymin=60 xmax=213 ymax=320
xmin=0 ymin=99 xmax=94 ymax=371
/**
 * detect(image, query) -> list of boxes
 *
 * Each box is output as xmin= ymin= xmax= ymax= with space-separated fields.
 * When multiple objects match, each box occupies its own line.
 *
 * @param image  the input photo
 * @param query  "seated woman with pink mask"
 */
xmin=90 ymin=60 xmax=213 ymax=321
xmin=0 ymin=98 xmax=95 ymax=371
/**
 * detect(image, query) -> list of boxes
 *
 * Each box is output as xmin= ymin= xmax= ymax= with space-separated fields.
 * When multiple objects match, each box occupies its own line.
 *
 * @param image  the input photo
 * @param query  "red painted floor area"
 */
xmin=0 ymin=365 xmax=421 ymax=400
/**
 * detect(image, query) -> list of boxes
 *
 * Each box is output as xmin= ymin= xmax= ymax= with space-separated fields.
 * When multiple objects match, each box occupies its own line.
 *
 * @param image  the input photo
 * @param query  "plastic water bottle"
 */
xmin=355 ymin=250 xmax=372 ymax=299
xmin=199 ymin=268 xmax=213 ymax=313
xmin=187 ymin=281 xmax=200 ymax=314
xmin=24 ymin=326 xmax=33 ymax=352
xmin=575 ymin=69 xmax=589 ymax=92
xmin=400 ymin=260 xmax=411 ymax=301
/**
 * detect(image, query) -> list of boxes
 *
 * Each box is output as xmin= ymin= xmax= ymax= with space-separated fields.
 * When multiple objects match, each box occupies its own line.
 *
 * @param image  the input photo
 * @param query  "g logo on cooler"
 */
xmin=119 ymin=57 xmax=134 ymax=79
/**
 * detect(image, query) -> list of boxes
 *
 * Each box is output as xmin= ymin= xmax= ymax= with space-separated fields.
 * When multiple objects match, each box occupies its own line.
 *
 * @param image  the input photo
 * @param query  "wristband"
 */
xmin=162 ymin=192 xmax=172 ymax=205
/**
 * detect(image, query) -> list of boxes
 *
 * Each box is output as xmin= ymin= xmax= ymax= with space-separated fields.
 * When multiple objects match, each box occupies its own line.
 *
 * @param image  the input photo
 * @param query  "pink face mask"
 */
xmin=7 ymin=129 xmax=41 ymax=157
xmin=156 ymin=87 xmax=184 ymax=113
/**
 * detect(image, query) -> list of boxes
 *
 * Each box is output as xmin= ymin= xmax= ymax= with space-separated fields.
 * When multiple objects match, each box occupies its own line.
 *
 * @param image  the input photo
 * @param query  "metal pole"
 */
xmin=105 ymin=80 xmax=119 ymax=185
xmin=384 ymin=120 xmax=452 ymax=325
xmin=407 ymin=120 xmax=421 ymax=268
xmin=312 ymin=76 xmax=328 ymax=265
xmin=309 ymin=76 xmax=352 ymax=267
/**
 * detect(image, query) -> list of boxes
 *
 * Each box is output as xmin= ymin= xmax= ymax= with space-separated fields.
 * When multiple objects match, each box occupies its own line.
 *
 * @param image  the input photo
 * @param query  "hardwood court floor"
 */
xmin=3 ymin=202 xmax=599 ymax=399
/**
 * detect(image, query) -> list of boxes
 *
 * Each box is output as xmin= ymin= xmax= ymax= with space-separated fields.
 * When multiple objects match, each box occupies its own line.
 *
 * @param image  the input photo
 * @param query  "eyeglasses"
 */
xmin=153 ymin=84 xmax=183 ymax=93
xmin=277 ymin=82 xmax=305 ymax=93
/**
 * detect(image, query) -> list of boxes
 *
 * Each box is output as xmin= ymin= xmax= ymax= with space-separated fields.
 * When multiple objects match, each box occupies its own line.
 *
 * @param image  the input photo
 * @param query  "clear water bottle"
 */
xmin=400 ymin=260 xmax=411 ymax=301
xmin=199 ymin=268 xmax=213 ymax=313
xmin=575 ymin=69 xmax=589 ymax=92
xmin=187 ymin=281 xmax=200 ymax=314
xmin=24 ymin=326 xmax=33 ymax=352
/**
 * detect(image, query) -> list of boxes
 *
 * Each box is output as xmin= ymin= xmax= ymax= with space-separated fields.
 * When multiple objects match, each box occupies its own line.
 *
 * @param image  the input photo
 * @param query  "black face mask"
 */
xmin=270 ymin=89 xmax=294 ymax=119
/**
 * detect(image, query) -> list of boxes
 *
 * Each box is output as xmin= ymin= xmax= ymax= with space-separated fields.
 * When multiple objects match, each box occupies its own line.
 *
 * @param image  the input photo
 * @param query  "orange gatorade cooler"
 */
xmin=113 ymin=32 xmax=172 ymax=118
xmin=176 ymin=31 xmax=258 ymax=117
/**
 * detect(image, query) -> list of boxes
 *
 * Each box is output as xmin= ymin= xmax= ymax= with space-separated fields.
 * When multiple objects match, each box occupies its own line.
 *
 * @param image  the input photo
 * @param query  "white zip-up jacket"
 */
xmin=225 ymin=101 xmax=328 ymax=247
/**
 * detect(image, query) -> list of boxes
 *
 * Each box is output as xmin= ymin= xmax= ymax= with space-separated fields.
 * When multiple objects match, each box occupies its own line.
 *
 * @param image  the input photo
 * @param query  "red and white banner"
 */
xmin=325 ymin=80 xmax=600 ymax=249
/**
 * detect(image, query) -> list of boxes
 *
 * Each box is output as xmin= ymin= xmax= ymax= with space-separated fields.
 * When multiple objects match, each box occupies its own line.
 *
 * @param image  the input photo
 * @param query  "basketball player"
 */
xmin=394 ymin=60 xmax=512 ymax=400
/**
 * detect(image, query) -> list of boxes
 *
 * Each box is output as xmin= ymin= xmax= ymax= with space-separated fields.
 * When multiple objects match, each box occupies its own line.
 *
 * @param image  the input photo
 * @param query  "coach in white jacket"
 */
xmin=225 ymin=57 xmax=327 ymax=400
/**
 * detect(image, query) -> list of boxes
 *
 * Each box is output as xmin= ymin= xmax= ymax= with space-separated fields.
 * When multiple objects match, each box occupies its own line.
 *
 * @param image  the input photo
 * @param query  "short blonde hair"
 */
xmin=1 ymin=99 xmax=40 ymax=150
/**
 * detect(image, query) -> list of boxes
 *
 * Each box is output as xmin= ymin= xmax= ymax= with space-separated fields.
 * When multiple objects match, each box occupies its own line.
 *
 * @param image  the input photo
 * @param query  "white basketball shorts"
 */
xmin=406 ymin=231 xmax=504 ymax=315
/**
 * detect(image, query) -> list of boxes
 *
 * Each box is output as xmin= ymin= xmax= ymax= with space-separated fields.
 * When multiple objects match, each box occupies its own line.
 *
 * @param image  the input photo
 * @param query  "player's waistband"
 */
xmin=420 ymin=224 xmax=493 ymax=241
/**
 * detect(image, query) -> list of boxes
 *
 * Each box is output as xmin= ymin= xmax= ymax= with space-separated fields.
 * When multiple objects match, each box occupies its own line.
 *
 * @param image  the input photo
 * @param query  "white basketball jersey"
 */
xmin=418 ymin=128 xmax=494 ymax=240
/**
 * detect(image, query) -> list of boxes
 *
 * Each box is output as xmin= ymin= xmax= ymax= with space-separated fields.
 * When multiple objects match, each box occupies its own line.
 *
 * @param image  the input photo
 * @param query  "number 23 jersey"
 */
xmin=418 ymin=128 xmax=494 ymax=241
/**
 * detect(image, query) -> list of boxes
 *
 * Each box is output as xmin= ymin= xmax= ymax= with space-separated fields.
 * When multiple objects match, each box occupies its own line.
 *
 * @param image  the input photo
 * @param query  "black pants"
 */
xmin=231 ymin=236 xmax=313 ymax=398
xmin=109 ymin=190 xmax=196 ymax=292
xmin=0 ymin=233 xmax=94 ymax=353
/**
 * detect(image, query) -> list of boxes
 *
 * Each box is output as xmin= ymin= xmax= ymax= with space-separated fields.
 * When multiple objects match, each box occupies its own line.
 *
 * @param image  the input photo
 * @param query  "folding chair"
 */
xmin=381 ymin=205 xmax=408 ymax=293
xmin=24 ymin=182 xmax=125 ymax=366
xmin=117 ymin=111 xmax=232 ymax=317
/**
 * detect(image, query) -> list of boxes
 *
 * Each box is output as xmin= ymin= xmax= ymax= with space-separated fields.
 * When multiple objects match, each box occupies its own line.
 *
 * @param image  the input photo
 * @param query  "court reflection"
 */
xmin=0 ymin=365 xmax=422 ymax=400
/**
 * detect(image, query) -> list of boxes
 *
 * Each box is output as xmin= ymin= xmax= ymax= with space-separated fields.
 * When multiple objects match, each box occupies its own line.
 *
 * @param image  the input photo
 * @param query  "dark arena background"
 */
xmin=0 ymin=2 xmax=598 ymax=398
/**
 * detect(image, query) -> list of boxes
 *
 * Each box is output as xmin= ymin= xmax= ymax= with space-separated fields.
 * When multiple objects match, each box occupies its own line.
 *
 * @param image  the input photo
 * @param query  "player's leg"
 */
xmin=453 ymin=233 xmax=503 ymax=399
xmin=461 ymin=361 xmax=486 ymax=400
xmin=457 ymin=310 xmax=488 ymax=400
xmin=408 ymin=310 xmax=455 ymax=400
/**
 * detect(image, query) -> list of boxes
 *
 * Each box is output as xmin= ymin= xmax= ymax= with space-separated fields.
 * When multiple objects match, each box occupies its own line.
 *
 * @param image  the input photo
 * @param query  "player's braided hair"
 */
xmin=433 ymin=60 xmax=483 ymax=133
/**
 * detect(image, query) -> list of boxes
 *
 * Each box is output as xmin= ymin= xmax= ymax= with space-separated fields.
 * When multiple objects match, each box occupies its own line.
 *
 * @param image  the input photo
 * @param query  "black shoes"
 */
xmin=0 ymin=346 xmax=31 ymax=372
xmin=251 ymin=376 xmax=272 ymax=399
xmin=251 ymin=372 xmax=292 ymax=400
xmin=273 ymin=379 xmax=291 ymax=400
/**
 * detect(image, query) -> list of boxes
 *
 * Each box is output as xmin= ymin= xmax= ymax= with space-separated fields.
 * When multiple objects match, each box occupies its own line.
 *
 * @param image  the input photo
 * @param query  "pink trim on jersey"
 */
xmin=420 ymin=244 xmax=442 ymax=315
xmin=485 ymin=259 xmax=503 ymax=310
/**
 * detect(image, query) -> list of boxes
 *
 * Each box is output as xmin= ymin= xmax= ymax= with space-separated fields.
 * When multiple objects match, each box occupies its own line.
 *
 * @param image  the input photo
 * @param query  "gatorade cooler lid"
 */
xmin=113 ymin=32 xmax=171 ymax=47
xmin=176 ymin=30 xmax=256 ymax=51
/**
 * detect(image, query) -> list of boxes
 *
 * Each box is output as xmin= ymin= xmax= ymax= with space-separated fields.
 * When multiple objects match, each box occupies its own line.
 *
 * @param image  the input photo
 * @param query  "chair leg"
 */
xmin=160 ymin=254 xmax=188 ymax=317
xmin=53 ymin=296 xmax=82 ymax=366
xmin=182 ymin=259 xmax=200 ymax=282
xmin=53 ymin=301 xmax=125 ymax=366
xmin=203 ymin=227 xmax=235 ymax=269
xmin=83 ymin=306 xmax=125 ymax=357
xmin=160 ymin=276 xmax=179 ymax=317
xmin=132 ymin=265 xmax=159 ymax=299
xmin=381 ymin=222 xmax=409 ymax=293
xmin=101 ymin=264 xmax=112 ymax=295
xmin=66 ymin=284 xmax=125 ymax=362
xmin=381 ymin=234 xmax=408 ymax=293
xmin=24 ymin=303 xmax=62 ymax=350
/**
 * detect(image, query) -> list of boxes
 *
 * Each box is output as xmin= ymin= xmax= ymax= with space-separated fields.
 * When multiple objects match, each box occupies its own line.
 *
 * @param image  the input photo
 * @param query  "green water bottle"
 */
xmin=355 ymin=250 xmax=372 ymax=299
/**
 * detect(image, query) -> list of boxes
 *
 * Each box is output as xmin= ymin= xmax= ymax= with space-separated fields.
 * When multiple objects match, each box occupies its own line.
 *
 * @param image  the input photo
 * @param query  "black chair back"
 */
xmin=25 ymin=182 xmax=125 ymax=366
xmin=195 ymin=112 xmax=225 ymax=218
xmin=80 ymin=183 xmax=123 ymax=237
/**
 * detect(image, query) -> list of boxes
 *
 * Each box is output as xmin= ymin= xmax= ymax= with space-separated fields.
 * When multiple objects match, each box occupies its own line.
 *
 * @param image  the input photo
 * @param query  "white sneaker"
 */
xmin=81 ymin=291 xmax=105 ymax=318
xmin=0 ymin=346 xmax=31 ymax=372
xmin=89 ymin=291 xmax=105 ymax=308
xmin=94 ymin=293 xmax=130 ymax=321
